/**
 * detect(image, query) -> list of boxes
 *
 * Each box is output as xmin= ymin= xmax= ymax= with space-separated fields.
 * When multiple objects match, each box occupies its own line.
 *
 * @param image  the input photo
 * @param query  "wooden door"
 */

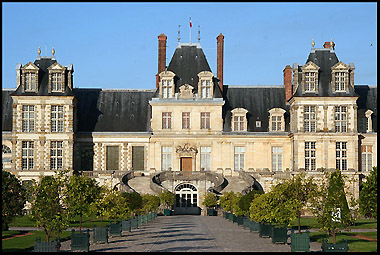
xmin=181 ymin=157 xmax=192 ymax=174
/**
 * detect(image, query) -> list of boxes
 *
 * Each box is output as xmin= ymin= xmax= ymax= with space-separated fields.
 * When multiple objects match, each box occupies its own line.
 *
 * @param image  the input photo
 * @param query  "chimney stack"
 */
xmin=323 ymin=41 xmax=335 ymax=49
xmin=216 ymin=33 xmax=224 ymax=92
xmin=283 ymin=65 xmax=292 ymax=103
xmin=156 ymin=33 xmax=167 ymax=89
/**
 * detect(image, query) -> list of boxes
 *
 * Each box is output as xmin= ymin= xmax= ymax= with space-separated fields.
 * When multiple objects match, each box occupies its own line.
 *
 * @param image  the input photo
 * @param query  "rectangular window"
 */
xmin=358 ymin=117 xmax=368 ymax=133
xmin=162 ymin=80 xmax=172 ymax=98
xmin=335 ymin=106 xmax=347 ymax=132
xmin=50 ymin=141 xmax=63 ymax=170
xmin=51 ymin=73 xmax=63 ymax=91
xmin=305 ymin=142 xmax=316 ymax=171
xmin=361 ymin=145 xmax=372 ymax=171
xmin=182 ymin=112 xmax=190 ymax=129
xmin=271 ymin=116 xmax=282 ymax=131
xmin=161 ymin=146 xmax=172 ymax=170
xmin=106 ymin=146 xmax=119 ymax=170
xmin=51 ymin=105 xmax=64 ymax=132
xmin=201 ymin=112 xmax=210 ymax=129
xmin=272 ymin=147 xmax=282 ymax=171
xmin=305 ymin=72 xmax=316 ymax=91
xmin=22 ymin=105 xmax=35 ymax=132
xmin=162 ymin=112 xmax=172 ymax=129
xmin=132 ymin=146 xmax=144 ymax=171
xmin=304 ymin=106 xmax=316 ymax=132
xmin=22 ymin=141 xmax=34 ymax=170
xmin=201 ymin=80 xmax=211 ymax=98
xmin=25 ymin=73 xmax=36 ymax=91
xmin=80 ymin=143 xmax=94 ymax=171
xmin=233 ymin=116 xmax=245 ymax=131
xmin=335 ymin=72 xmax=346 ymax=91
xmin=336 ymin=142 xmax=347 ymax=171
xmin=200 ymin=146 xmax=211 ymax=170
xmin=234 ymin=146 xmax=245 ymax=170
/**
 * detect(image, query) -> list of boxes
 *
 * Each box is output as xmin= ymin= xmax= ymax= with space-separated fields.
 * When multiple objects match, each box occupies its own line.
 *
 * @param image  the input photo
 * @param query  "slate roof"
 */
xmin=354 ymin=85 xmax=377 ymax=132
xmin=165 ymin=43 xmax=223 ymax=98
xmin=293 ymin=48 xmax=356 ymax=98
xmin=222 ymin=85 xmax=290 ymax=132
xmin=11 ymin=57 xmax=75 ymax=97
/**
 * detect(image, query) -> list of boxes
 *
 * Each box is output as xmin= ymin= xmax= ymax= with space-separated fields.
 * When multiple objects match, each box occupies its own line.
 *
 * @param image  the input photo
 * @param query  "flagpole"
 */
xmin=189 ymin=17 xmax=192 ymax=44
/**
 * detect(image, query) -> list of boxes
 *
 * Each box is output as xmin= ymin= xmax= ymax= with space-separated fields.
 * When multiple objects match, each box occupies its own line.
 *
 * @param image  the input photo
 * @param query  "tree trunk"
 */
xmin=79 ymin=214 xmax=82 ymax=233
xmin=332 ymin=229 xmax=336 ymax=244
xmin=298 ymin=211 xmax=301 ymax=234
xmin=100 ymin=216 xmax=103 ymax=227
xmin=46 ymin=232 xmax=50 ymax=242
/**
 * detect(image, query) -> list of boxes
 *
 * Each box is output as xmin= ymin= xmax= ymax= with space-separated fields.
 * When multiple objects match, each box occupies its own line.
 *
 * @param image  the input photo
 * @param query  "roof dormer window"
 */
xmin=268 ymin=108 xmax=286 ymax=132
xmin=47 ymin=62 xmax=66 ymax=93
xmin=334 ymin=72 xmax=346 ymax=92
xmin=231 ymin=108 xmax=248 ymax=132
xmin=25 ymin=72 xmax=37 ymax=91
xmin=304 ymin=72 xmax=316 ymax=92
xmin=301 ymin=61 xmax=319 ymax=93
xmin=51 ymin=72 xmax=63 ymax=92
xmin=331 ymin=61 xmax=350 ymax=93
xmin=159 ymin=70 xmax=175 ymax=98
xmin=21 ymin=62 xmax=39 ymax=93
xmin=162 ymin=79 xmax=173 ymax=98
xmin=200 ymin=80 xmax=211 ymax=98
xmin=197 ymin=71 xmax=214 ymax=98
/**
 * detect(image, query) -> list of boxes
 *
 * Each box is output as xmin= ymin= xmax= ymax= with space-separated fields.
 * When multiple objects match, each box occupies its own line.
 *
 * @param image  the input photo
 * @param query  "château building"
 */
xmin=2 ymin=33 xmax=377 ymax=215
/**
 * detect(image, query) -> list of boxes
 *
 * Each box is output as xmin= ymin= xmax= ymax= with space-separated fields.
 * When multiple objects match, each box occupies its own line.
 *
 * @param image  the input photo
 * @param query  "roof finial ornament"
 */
xmin=330 ymin=38 xmax=334 ymax=49
xmin=52 ymin=46 xmax=55 ymax=56
xmin=178 ymin=25 xmax=181 ymax=43
xmin=312 ymin=39 xmax=315 ymax=48
xmin=38 ymin=46 xmax=41 ymax=56
xmin=198 ymin=25 xmax=200 ymax=43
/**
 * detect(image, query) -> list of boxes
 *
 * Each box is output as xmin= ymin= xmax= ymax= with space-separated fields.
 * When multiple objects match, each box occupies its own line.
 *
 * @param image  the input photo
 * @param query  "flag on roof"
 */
xmin=190 ymin=17 xmax=192 ymax=28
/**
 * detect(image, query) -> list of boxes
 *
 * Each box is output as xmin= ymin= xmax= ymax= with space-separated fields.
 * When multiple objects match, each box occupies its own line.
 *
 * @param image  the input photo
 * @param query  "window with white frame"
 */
xmin=51 ymin=73 xmax=63 ymax=92
xmin=200 ymin=112 xmax=210 ymax=129
xmin=269 ymin=108 xmax=286 ymax=132
xmin=50 ymin=141 xmax=63 ymax=170
xmin=361 ymin=145 xmax=372 ymax=171
xmin=305 ymin=72 xmax=316 ymax=92
xmin=182 ymin=112 xmax=190 ymax=129
xmin=334 ymin=72 xmax=346 ymax=92
xmin=200 ymin=146 xmax=211 ymax=171
xmin=197 ymin=71 xmax=214 ymax=98
xmin=304 ymin=106 xmax=316 ymax=132
xmin=200 ymin=79 xmax=211 ymax=98
xmin=305 ymin=142 xmax=316 ymax=171
xmin=22 ymin=141 xmax=34 ymax=170
xmin=336 ymin=142 xmax=347 ymax=171
xmin=51 ymin=105 xmax=64 ymax=132
xmin=22 ymin=105 xmax=35 ymax=132
xmin=335 ymin=106 xmax=347 ymax=132
xmin=162 ymin=79 xmax=173 ymax=98
xmin=231 ymin=108 xmax=248 ymax=132
xmin=272 ymin=116 xmax=282 ymax=131
xmin=234 ymin=146 xmax=245 ymax=170
xmin=162 ymin=112 xmax=172 ymax=129
xmin=233 ymin=116 xmax=245 ymax=131
xmin=272 ymin=146 xmax=282 ymax=171
xmin=25 ymin=72 xmax=37 ymax=91
xmin=161 ymin=146 xmax=172 ymax=170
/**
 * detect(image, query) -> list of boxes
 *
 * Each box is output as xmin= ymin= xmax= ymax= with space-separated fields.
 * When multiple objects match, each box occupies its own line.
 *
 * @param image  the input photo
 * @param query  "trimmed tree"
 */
xmin=30 ymin=173 xmax=69 ymax=241
xmin=140 ymin=194 xmax=160 ymax=214
xmin=103 ymin=190 xmax=130 ymax=222
xmin=63 ymin=174 xmax=101 ymax=232
xmin=249 ymin=192 xmax=273 ymax=224
xmin=89 ymin=184 xmax=112 ymax=227
xmin=359 ymin=166 xmax=377 ymax=219
xmin=122 ymin=192 xmax=143 ymax=217
xmin=2 ymin=171 xmax=27 ymax=230
xmin=220 ymin=191 xmax=238 ymax=213
xmin=310 ymin=169 xmax=354 ymax=244
xmin=159 ymin=190 xmax=175 ymax=210
xmin=236 ymin=190 xmax=263 ymax=216
xmin=202 ymin=192 xmax=218 ymax=209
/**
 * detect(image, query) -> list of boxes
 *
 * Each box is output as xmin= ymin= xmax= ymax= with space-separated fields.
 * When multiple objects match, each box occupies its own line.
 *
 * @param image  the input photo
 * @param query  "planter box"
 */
xmin=109 ymin=222 xmax=122 ymax=237
xmin=207 ymin=208 xmax=217 ymax=216
xmin=228 ymin=213 xmax=233 ymax=221
xmin=243 ymin=217 xmax=251 ymax=229
xmin=259 ymin=223 xmax=273 ymax=238
xmin=271 ymin=226 xmax=288 ymax=244
xmin=34 ymin=237 xmax=60 ymax=252
xmin=237 ymin=216 xmax=244 ymax=226
xmin=322 ymin=238 xmax=349 ymax=252
xmin=130 ymin=217 xmax=138 ymax=229
xmin=137 ymin=215 xmax=143 ymax=226
xmin=222 ymin=211 xmax=227 ymax=219
xmin=290 ymin=230 xmax=310 ymax=252
xmin=250 ymin=220 xmax=259 ymax=232
xmin=164 ymin=209 xmax=172 ymax=216
xmin=232 ymin=214 xmax=238 ymax=224
xmin=142 ymin=215 xmax=148 ymax=224
xmin=93 ymin=226 xmax=108 ymax=244
xmin=71 ymin=229 xmax=90 ymax=252
xmin=121 ymin=220 xmax=131 ymax=232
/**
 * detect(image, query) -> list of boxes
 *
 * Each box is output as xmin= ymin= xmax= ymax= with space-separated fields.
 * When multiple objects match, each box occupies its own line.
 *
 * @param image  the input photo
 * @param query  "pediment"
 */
xmin=197 ymin=71 xmax=214 ymax=78
xmin=159 ymin=70 xmax=175 ymax=78
xmin=302 ymin=61 xmax=320 ymax=71
xmin=178 ymin=84 xmax=195 ymax=98
xmin=268 ymin=108 xmax=286 ymax=114
xmin=231 ymin=107 xmax=248 ymax=114
xmin=47 ymin=62 xmax=65 ymax=71
xmin=331 ymin=61 xmax=350 ymax=70
xmin=21 ymin=62 xmax=39 ymax=71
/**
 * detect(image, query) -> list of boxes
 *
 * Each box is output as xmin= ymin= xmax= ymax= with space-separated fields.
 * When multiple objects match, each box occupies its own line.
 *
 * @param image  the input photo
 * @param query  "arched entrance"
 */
xmin=173 ymin=183 xmax=201 ymax=215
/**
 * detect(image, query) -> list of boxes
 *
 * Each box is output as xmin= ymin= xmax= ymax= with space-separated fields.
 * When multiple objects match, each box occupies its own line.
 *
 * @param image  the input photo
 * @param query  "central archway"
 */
xmin=173 ymin=183 xmax=201 ymax=215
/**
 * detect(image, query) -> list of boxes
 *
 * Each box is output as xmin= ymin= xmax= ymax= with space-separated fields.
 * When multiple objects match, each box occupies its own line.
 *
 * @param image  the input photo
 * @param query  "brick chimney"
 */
xmin=156 ymin=33 xmax=167 ymax=89
xmin=323 ymin=41 xmax=335 ymax=49
xmin=283 ymin=65 xmax=292 ymax=102
xmin=217 ymin=33 xmax=224 ymax=92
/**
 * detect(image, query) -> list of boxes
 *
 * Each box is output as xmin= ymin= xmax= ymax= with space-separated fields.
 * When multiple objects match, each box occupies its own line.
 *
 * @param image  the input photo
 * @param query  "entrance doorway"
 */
xmin=174 ymin=183 xmax=200 ymax=215
xmin=180 ymin=157 xmax=192 ymax=176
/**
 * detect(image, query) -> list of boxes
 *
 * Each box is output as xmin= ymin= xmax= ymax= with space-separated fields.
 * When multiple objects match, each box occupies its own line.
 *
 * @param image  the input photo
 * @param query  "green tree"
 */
xmin=202 ymin=192 xmax=218 ymax=209
xmin=158 ymin=190 xmax=175 ymax=209
xmin=2 ymin=171 xmax=27 ymax=230
xmin=89 ymin=184 xmax=112 ymax=227
xmin=121 ymin=192 xmax=143 ymax=216
xmin=103 ymin=190 xmax=130 ymax=222
xmin=359 ymin=166 xmax=377 ymax=218
xmin=310 ymin=169 xmax=354 ymax=244
xmin=236 ymin=190 xmax=263 ymax=216
xmin=220 ymin=191 xmax=239 ymax=213
xmin=140 ymin=194 xmax=160 ymax=214
xmin=63 ymin=174 xmax=101 ymax=232
xmin=249 ymin=192 xmax=273 ymax=224
xmin=30 ymin=173 xmax=69 ymax=241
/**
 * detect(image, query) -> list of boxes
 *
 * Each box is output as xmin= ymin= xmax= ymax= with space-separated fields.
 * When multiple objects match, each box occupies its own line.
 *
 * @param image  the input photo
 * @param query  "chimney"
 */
xmin=323 ymin=41 xmax=335 ymax=49
xmin=283 ymin=65 xmax=292 ymax=103
xmin=156 ymin=33 xmax=167 ymax=89
xmin=216 ymin=33 xmax=224 ymax=92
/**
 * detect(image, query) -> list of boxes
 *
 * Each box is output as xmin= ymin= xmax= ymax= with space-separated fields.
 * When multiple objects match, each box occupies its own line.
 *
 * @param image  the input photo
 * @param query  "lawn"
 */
xmin=2 ymin=230 xmax=72 ymax=252
xmin=2 ymin=231 xmax=22 ymax=239
xmin=289 ymin=217 xmax=377 ymax=230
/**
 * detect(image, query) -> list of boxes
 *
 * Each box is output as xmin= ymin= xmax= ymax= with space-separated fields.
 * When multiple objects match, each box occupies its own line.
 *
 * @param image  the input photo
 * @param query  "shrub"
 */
xmin=202 ymin=192 xmax=218 ymax=209
xmin=359 ymin=166 xmax=377 ymax=218
xmin=159 ymin=190 xmax=175 ymax=209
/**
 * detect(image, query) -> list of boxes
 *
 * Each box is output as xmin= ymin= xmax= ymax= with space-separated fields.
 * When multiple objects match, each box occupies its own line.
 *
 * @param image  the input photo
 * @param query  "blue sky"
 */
xmin=2 ymin=2 xmax=377 ymax=89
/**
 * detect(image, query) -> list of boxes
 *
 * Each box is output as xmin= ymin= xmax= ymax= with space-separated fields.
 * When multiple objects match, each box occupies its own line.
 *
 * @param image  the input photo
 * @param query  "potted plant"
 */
xmin=159 ymin=190 xmax=175 ymax=216
xmin=250 ymin=192 xmax=274 ymax=238
xmin=236 ymin=190 xmax=263 ymax=229
xmin=202 ymin=192 xmax=218 ymax=216
xmin=220 ymin=191 xmax=239 ymax=221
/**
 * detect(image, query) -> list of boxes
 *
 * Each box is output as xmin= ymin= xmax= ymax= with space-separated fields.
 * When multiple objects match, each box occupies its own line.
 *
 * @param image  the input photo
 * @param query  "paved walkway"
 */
xmin=57 ymin=215 xmax=316 ymax=252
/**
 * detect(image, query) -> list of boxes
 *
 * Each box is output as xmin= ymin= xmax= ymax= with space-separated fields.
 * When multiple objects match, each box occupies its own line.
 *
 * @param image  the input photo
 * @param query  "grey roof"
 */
xmin=354 ymin=85 xmax=377 ymax=132
xmin=166 ymin=44 xmax=223 ymax=98
xmin=293 ymin=48 xmax=356 ymax=98
xmin=222 ymin=85 xmax=290 ymax=132
xmin=74 ymin=89 xmax=155 ymax=132
xmin=11 ymin=57 xmax=75 ymax=97
xmin=2 ymin=89 xmax=13 ymax=131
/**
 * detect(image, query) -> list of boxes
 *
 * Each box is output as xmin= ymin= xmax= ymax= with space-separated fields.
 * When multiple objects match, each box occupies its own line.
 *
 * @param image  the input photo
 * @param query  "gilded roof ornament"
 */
xmin=38 ymin=46 xmax=41 ymax=56
xmin=312 ymin=39 xmax=315 ymax=48
xmin=52 ymin=46 xmax=55 ymax=56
